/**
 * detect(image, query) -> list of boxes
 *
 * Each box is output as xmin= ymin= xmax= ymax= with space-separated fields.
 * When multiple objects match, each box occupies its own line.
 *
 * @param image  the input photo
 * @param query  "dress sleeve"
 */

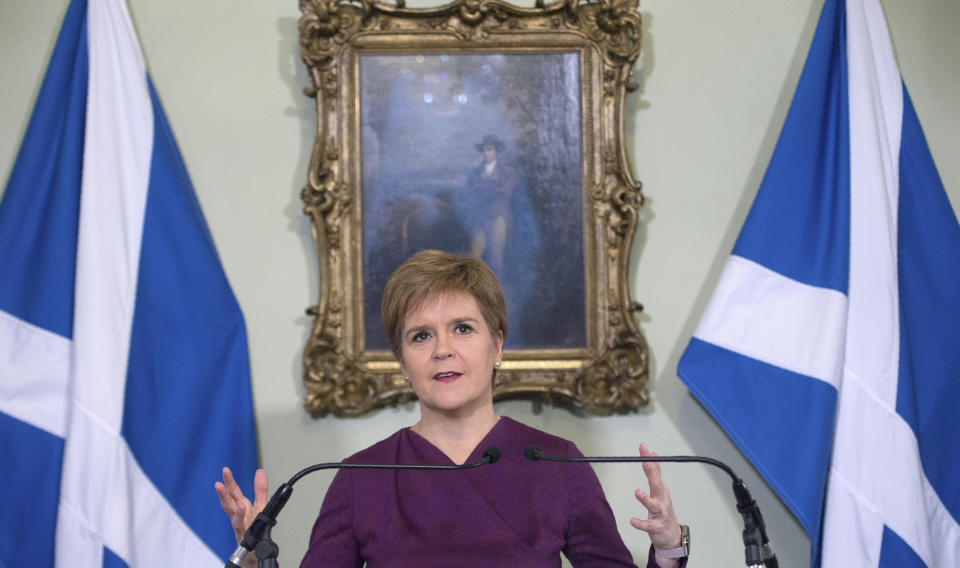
xmin=561 ymin=442 xmax=637 ymax=567
xmin=299 ymin=469 xmax=362 ymax=568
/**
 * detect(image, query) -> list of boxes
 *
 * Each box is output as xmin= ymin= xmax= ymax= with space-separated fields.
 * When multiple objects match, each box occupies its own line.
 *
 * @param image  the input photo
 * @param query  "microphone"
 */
xmin=226 ymin=446 xmax=501 ymax=568
xmin=523 ymin=445 xmax=777 ymax=568
xmin=523 ymin=445 xmax=542 ymax=461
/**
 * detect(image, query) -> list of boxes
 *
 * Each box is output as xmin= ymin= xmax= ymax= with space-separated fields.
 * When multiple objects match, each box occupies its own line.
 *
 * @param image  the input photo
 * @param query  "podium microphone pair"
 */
xmin=226 ymin=445 xmax=777 ymax=568
xmin=226 ymin=447 xmax=501 ymax=568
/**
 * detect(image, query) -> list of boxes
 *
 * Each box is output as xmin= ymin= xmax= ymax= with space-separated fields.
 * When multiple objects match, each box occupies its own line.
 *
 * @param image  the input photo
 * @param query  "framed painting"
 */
xmin=299 ymin=0 xmax=649 ymax=416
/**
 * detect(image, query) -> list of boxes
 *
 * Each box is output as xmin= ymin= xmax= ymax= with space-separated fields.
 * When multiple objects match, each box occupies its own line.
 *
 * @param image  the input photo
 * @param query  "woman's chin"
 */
xmin=422 ymin=394 xmax=489 ymax=416
xmin=425 ymin=398 xmax=469 ymax=414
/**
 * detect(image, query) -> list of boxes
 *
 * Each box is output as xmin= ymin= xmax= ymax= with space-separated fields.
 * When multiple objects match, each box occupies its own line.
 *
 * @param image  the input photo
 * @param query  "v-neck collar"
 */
xmin=404 ymin=416 xmax=506 ymax=465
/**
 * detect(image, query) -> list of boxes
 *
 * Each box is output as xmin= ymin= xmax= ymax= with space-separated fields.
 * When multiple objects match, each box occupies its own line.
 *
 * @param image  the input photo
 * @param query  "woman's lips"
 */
xmin=433 ymin=372 xmax=462 ymax=383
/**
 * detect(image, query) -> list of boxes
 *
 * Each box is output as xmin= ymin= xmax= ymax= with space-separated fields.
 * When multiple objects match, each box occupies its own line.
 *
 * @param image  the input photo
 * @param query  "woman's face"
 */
xmin=399 ymin=292 xmax=503 ymax=418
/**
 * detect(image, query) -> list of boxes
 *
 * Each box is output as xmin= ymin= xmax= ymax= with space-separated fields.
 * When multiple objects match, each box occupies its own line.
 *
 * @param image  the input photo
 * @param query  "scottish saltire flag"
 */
xmin=0 ymin=0 xmax=259 ymax=565
xmin=677 ymin=0 xmax=960 ymax=566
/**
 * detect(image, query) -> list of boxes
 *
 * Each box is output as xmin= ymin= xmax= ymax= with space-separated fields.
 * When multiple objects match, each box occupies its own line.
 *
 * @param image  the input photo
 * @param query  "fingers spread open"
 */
xmin=214 ymin=481 xmax=235 ymax=514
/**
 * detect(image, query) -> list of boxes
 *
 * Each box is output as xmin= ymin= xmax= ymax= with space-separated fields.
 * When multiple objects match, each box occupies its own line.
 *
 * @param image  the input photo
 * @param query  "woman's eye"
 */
xmin=454 ymin=324 xmax=474 ymax=334
xmin=411 ymin=331 xmax=430 ymax=343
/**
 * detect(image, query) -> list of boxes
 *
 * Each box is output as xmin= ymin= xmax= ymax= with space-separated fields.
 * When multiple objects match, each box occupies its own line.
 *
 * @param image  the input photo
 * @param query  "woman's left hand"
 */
xmin=630 ymin=443 xmax=682 ymax=554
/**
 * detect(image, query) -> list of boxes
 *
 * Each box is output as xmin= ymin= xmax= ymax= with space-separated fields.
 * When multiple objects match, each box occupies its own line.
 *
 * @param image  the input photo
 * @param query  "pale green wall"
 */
xmin=2 ymin=1 xmax=958 ymax=565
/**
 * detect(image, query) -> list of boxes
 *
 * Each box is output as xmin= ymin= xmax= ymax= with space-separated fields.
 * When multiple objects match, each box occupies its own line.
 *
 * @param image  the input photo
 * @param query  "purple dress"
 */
xmin=300 ymin=417 xmax=682 ymax=567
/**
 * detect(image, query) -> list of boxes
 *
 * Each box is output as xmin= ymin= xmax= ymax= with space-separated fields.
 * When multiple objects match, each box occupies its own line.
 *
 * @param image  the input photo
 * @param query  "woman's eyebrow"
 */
xmin=403 ymin=324 xmax=432 ymax=337
xmin=405 ymin=316 xmax=479 ymax=335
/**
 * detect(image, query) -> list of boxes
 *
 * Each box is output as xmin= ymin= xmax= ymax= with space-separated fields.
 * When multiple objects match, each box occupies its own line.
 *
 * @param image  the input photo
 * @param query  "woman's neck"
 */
xmin=412 ymin=407 xmax=500 ymax=465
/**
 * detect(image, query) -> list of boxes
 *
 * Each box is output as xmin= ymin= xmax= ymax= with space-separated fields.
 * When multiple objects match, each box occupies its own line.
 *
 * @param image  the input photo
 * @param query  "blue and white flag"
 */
xmin=0 ymin=0 xmax=259 ymax=565
xmin=677 ymin=0 xmax=960 ymax=566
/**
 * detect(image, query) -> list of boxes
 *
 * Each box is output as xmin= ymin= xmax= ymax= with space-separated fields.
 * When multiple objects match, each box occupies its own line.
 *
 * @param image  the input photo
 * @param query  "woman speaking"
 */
xmin=216 ymin=250 xmax=688 ymax=567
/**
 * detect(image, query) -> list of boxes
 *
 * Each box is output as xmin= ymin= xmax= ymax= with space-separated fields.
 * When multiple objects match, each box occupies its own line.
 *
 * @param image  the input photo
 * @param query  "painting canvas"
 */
xmin=298 ymin=0 xmax=650 ymax=416
xmin=360 ymin=53 xmax=585 ymax=351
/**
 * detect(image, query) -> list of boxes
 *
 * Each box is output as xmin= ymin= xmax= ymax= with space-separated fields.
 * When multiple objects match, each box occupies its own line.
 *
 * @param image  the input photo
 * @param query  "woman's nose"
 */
xmin=433 ymin=333 xmax=454 ymax=359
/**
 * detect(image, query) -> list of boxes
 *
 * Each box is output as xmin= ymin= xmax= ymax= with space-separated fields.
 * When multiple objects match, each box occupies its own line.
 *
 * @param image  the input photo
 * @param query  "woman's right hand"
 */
xmin=215 ymin=467 xmax=269 ymax=545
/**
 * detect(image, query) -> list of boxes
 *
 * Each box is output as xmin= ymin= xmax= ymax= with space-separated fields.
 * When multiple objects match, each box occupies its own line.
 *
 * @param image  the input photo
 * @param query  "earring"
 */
xmin=494 ymin=361 xmax=502 ymax=369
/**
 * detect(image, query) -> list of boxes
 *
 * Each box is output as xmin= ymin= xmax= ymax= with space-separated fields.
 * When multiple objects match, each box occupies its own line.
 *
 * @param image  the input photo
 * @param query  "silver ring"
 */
xmin=648 ymin=504 xmax=663 ymax=519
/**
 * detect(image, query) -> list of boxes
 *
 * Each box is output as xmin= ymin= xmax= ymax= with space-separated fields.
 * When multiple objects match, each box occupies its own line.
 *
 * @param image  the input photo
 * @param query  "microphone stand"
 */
xmin=225 ymin=447 xmax=501 ymax=568
xmin=524 ymin=446 xmax=778 ymax=568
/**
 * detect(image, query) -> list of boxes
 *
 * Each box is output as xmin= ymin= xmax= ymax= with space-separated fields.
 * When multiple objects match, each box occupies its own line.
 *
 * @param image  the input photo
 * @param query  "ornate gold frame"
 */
xmin=298 ymin=0 xmax=648 ymax=416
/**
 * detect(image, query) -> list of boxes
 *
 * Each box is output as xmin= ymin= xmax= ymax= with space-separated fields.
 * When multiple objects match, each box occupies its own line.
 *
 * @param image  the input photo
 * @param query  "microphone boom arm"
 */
xmin=524 ymin=447 xmax=777 ymax=568
xmin=226 ymin=447 xmax=501 ymax=568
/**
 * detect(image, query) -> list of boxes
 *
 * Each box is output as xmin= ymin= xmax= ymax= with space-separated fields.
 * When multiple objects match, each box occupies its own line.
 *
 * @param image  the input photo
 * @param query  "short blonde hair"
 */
xmin=381 ymin=250 xmax=507 ymax=360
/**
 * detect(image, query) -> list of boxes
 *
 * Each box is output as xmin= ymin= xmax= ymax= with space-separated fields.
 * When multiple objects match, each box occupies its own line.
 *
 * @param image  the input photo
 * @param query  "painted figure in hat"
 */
xmin=464 ymin=134 xmax=516 ymax=275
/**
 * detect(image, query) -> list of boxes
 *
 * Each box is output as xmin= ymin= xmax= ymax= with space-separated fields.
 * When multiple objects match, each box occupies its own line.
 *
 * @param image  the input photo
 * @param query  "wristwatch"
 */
xmin=654 ymin=524 xmax=690 ymax=559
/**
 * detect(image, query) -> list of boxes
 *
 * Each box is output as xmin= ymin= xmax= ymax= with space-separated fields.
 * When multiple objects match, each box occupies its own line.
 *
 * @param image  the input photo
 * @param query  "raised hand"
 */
xmin=215 ymin=467 xmax=269 ymax=545
xmin=629 ymin=443 xmax=683 ymax=564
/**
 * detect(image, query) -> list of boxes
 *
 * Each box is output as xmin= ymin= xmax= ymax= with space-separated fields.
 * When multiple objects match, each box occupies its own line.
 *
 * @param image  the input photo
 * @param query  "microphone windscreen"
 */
xmin=482 ymin=446 xmax=501 ymax=464
xmin=523 ymin=445 xmax=542 ymax=461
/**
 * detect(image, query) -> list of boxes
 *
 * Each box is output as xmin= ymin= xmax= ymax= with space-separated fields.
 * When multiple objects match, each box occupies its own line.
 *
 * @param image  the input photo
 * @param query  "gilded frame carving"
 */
xmin=298 ymin=0 xmax=649 ymax=416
